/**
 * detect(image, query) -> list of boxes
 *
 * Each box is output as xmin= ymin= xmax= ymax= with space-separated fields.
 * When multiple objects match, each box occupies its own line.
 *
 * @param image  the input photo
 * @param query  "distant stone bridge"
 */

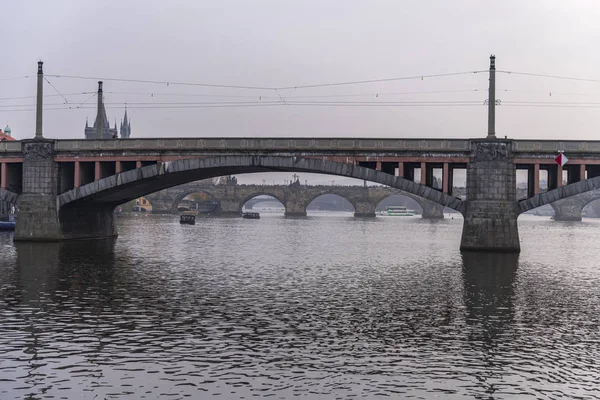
xmin=144 ymin=182 xmax=447 ymax=218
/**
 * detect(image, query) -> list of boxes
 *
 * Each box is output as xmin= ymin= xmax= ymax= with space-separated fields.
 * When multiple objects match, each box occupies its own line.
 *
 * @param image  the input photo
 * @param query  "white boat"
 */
xmin=380 ymin=206 xmax=415 ymax=216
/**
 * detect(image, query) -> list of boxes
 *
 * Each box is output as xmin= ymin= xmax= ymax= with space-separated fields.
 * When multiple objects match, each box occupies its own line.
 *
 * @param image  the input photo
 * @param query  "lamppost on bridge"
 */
xmin=486 ymin=54 xmax=497 ymax=140
xmin=35 ymin=61 xmax=44 ymax=139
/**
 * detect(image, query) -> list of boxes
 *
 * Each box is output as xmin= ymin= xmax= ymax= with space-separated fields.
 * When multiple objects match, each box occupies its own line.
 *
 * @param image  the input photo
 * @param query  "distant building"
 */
xmin=84 ymin=82 xmax=131 ymax=139
xmin=120 ymin=108 xmax=131 ymax=138
xmin=0 ymin=125 xmax=15 ymax=141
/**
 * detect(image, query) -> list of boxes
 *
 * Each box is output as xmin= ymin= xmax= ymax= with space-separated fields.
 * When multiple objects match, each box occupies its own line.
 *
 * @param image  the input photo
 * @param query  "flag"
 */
xmin=555 ymin=153 xmax=569 ymax=167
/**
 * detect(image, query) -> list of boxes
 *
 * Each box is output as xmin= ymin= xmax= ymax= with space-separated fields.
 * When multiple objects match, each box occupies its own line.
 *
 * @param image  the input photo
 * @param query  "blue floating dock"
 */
xmin=0 ymin=221 xmax=16 ymax=231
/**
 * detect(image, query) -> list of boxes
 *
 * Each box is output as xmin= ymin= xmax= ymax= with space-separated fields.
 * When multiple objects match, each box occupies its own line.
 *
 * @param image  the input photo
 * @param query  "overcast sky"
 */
xmin=3 ymin=1 xmax=600 ymax=185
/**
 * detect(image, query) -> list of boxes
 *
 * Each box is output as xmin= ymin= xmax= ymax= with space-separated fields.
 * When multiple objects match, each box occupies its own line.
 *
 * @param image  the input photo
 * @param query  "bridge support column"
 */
xmin=460 ymin=141 xmax=520 ymax=252
xmin=354 ymin=201 xmax=376 ymax=218
xmin=217 ymin=199 xmax=242 ymax=217
xmin=421 ymin=200 xmax=445 ymax=219
xmin=284 ymin=199 xmax=307 ymax=217
xmin=150 ymin=199 xmax=176 ymax=214
xmin=14 ymin=139 xmax=62 ymax=241
xmin=551 ymin=201 xmax=583 ymax=221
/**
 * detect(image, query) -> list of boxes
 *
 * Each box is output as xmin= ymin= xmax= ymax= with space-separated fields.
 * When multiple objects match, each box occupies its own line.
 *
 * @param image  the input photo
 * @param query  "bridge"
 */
xmin=144 ymin=181 xmax=447 ymax=217
xmin=5 ymin=58 xmax=600 ymax=252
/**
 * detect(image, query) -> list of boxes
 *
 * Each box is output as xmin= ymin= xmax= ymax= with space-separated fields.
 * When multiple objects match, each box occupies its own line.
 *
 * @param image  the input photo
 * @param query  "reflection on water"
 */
xmin=0 ymin=215 xmax=599 ymax=399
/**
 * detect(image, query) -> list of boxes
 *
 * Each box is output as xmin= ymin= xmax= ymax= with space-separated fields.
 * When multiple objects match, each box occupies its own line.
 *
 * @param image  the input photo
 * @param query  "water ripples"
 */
xmin=0 ymin=214 xmax=599 ymax=399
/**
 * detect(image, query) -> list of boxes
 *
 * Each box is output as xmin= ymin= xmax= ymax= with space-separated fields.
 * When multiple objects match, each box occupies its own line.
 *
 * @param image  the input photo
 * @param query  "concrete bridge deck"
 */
xmin=4 ymin=137 xmax=600 ymax=252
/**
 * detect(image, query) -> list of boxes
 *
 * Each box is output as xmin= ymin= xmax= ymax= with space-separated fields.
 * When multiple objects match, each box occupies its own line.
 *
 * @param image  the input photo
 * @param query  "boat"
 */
xmin=0 ymin=221 xmax=16 ymax=231
xmin=242 ymin=212 xmax=260 ymax=219
xmin=179 ymin=214 xmax=196 ymax=225
xmin=381 ymin=206 xmax=415 ymax=216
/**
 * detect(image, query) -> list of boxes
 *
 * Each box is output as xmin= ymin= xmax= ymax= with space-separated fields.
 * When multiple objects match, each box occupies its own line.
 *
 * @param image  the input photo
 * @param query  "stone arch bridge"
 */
xmin=144 ymin=182 xmax=448 ymax=218
xmin=6 ymin=137 xmax=600 ymax=252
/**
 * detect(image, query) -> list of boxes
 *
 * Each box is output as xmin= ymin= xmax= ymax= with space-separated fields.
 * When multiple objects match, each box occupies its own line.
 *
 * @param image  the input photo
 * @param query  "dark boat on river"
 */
xmin=242 ymin=212 xmax=260 ymax=219
xmin=179 ymin=214 xmax=196 ymax=225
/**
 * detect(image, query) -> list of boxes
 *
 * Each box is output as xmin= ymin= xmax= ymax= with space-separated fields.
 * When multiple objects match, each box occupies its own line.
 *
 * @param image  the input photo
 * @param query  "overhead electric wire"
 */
xmin=275 ymin=71 xmax=486 ymax=90
xmin=43 ymin=76 xmax=71 ymax=104
xmin=0 ymin=76 xmax=31 ymax=81
xmin=44 ymin=70 xmax=487 ymax=92
xmin=497 ymin=70 xmax=600 ymax=84
xmin=45 ymin=74 xmax=274 ymax=91
xmin=0 ymin=92 xmax=95 ymax=101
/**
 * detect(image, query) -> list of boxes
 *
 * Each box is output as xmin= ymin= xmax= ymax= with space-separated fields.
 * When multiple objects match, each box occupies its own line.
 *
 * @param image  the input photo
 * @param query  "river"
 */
xmin=0 ymin=213 xmax=599 ymax=399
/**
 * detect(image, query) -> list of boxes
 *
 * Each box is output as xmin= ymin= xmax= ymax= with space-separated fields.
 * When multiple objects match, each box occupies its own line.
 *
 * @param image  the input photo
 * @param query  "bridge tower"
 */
xmin=460 ymin=55 xmax=520 ymax=252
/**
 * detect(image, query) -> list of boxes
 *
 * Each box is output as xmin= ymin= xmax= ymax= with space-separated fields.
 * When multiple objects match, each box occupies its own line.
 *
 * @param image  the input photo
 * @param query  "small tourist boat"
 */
xmin=179 ymin=214 xmax=196 ymax=225
xmin=380 ymin=206 xmax=416 ymax=216
xmin=242 ymin=212 xmax=260 ymax=219
xmin=0 ymin=221 xmax=16 ymax=231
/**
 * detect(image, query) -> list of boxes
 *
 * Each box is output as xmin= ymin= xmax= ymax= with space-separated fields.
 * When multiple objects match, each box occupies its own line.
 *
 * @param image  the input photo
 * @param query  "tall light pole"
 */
xmin=35 ymin=61 xmax=44 ymax=139
xmin=486 ymin=54 xmax=496 ymax=140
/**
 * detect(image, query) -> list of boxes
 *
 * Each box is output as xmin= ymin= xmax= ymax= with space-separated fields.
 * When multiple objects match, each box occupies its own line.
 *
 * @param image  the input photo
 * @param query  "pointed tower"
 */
xmin=120 ymin=107 xmax=131 ymax=138
xmin=84 ymin=81 xmax=118 ymax=139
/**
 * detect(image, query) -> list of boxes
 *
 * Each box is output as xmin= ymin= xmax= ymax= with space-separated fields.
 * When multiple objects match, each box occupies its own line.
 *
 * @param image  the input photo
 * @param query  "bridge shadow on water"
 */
xmin=10 ymin=238 xmax=119 ymax=305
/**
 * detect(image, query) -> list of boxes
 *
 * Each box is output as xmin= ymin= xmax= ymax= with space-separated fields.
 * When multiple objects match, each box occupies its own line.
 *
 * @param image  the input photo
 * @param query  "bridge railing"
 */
xmin=0 ymin=141 xmax=22 ymax=153
xmin=52 ymin=138 xmax=472 ymax=152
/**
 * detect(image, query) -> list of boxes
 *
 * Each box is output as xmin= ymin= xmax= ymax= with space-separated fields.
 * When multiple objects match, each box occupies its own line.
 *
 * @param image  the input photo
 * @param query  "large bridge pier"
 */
xmin=354 ymin=200 xmax=376 ymax=218
xmin=460 ymin=141 xmax=520 ymax=253
xmin=217 ymin=199 xmax=243 ymax=217
xmin=550 ymin=201 xmax=583 ymax=221
xmin=150 ymin=199 xmax=176 ymax=214
xmin=283 ymin=198 xmax=308 ymax=217
xmin=420 ymin=200 xmax=445 ymax=219
xmin=14 ymin=140 xmax=62 ymax=241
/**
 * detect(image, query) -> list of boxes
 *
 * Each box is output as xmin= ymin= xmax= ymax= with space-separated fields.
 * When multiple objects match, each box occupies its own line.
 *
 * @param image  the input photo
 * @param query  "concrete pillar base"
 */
xmin=14 ymin=194 xmax=62 ymax=241
xmin=354 ymin=212 xmax=376 ymax=218
xmin=421 ymin=202 xmax=445 ymax=219
xmin=460 ymin=201 xmax=520 ymax=253
xmin=285 ymin=211 xmax=307 ymax=217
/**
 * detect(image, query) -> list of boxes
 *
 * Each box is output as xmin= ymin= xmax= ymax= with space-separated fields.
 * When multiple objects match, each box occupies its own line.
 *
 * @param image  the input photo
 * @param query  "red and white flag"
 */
xmin=555 ymin=152 xmax=569 ymax=167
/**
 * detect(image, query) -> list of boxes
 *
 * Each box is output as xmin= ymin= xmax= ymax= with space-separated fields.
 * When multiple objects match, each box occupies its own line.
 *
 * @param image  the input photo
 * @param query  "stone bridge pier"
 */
xmin=420 ymin=200 xmax=445 ymax=219
xmin=354 ymin=200 xmax=376 ymax=217
xmin=149 ymin=198 xmax=176 ymax=214
xmin=14 ymin=140 xmax=117 ymax=241
xmin=550 ymin=201 xmax=583 ymax=221
xmin=460 ymin=140 xmax=520 ymax=252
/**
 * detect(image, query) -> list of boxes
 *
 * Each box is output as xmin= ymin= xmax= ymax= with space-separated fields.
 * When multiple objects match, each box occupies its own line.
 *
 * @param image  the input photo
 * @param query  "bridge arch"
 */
xmin=59 ymin=156 xmax=464 ymax=214
xmin=306 ymin=193 xmax=355 ymax=213
xmin=238 ymin=192 xmax=286 ymax=214
xmin=172 ymin=188 xmax=219 ymax=213
xmin=518 ymin=176 xmax=600 ymax=215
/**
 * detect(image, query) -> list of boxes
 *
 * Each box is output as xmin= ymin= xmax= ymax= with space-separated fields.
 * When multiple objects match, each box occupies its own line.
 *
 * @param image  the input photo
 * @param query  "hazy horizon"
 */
xmin=4 ymin=0 xmax=600 ymax=143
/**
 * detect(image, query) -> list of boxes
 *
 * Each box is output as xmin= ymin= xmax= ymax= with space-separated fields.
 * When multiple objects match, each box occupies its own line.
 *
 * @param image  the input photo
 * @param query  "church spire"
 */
xmin=120 ymin=107 xmax=131 ymax=138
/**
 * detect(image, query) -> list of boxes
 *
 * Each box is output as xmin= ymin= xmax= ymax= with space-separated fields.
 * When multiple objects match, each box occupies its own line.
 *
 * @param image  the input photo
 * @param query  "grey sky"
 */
xmin=3 ymin=1 xmax=600 ymax=184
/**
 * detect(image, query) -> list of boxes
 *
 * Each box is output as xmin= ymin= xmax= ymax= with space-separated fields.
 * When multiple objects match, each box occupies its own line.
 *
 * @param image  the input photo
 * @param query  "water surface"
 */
xmin=0 ymin=213 xmax=599 ymax=399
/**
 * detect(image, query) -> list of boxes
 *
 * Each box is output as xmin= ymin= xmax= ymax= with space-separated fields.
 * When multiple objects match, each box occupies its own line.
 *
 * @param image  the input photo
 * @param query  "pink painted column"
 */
xmin=534 ymin=163 xmax=540 ymax=194
xmin=0 ymin=163 xmax=6 ymax=189
xmin=376 ymin=161 xmax=382 ymax=171
xmin=580 ymin=164 xmax=586 ymax=181
xmin=420 ymin=162 xmax=427 ymax=185
xmin=397 ymin=162 xmax=404 ymax=177
xmin=115 ymin=161 xmax=122 ymax=174
xmin=74 ymin=161 xmax=81 ymax=188
xmin=136 ymin=161 xmax=142 ymax=169
xmin=557 ymin=165 xmax=563 ymax=187
xmin=95 ymin=161 xmax=101 ymax=181
xmin=442 ymin=163 xmax=449 ymax=194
